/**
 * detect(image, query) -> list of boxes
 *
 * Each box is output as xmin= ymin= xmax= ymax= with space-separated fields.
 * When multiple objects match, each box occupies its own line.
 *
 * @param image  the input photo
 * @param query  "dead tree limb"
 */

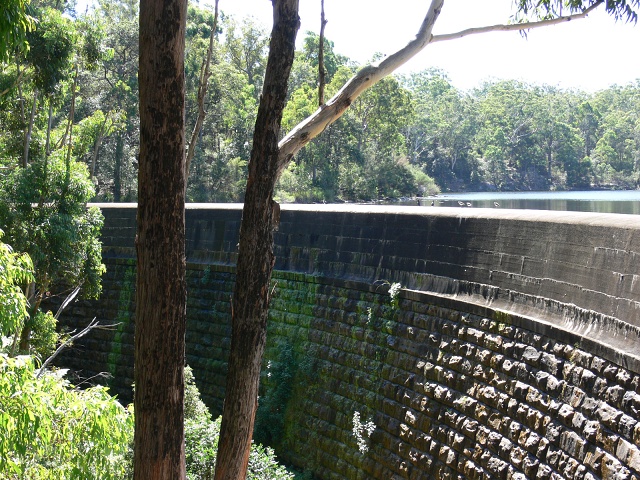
xmin=36 ymin=317 xmax=121 ymax=378
xmin=186 ymin=0 xmax=220 ymax=180
xmin=318 ymin=0 xmax=328 ymax=106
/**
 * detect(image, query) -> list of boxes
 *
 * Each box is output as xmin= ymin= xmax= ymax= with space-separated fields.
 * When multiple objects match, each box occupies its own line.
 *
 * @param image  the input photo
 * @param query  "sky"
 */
xmin=76 ymin=0 xmax=640 ymax=92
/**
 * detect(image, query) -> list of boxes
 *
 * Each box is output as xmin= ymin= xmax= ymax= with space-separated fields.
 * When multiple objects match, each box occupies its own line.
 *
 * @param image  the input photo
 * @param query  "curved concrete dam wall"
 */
xmin=57 ymin=204 xmax=640 ymax=479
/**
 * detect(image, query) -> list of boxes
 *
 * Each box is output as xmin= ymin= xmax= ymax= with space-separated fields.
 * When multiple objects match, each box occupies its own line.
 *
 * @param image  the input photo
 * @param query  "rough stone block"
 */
xmin=541 ymin=353 xmax=562 ymax=377
xmin=619 ymin=414 xmax=638 ymax=440
xmin=559 ymin=430 xmax=586 ymax=461
xmin=583 ymin=420 xmax=601 ymax=443
xmin=522 ymin=346 xmax=542 ymax=366
xmin=608 ymin=385 xmax=627 ymax=408
xmin=597 ymin=402 xmax=624 ymax=429
xmin=535 ymin=463 xmax=553 ymax=479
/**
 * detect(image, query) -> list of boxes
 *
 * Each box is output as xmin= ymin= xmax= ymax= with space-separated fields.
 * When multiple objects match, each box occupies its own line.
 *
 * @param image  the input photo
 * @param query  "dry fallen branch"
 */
xmin=37 ymin=317 xmax=121 ymax=378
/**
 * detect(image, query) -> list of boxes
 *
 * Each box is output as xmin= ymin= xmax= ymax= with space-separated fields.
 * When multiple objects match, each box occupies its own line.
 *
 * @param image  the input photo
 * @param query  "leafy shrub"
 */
xmin=185 ymin=416 xmax=295 ymax=480
xmin=255 ymin=341 xmax=296 ymax=447
xmin=0 ymin=229 xmax=33 ymax=339
xmin=184 ymin=366 xmax=295 ymax=480
xmin=0 ymin=354 xmax=133 ymax=479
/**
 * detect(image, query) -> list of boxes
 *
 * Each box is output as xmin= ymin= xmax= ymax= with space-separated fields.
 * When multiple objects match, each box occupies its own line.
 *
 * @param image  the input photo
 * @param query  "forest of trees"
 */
xmin=1 ymin=0 xmax=639 ymax=206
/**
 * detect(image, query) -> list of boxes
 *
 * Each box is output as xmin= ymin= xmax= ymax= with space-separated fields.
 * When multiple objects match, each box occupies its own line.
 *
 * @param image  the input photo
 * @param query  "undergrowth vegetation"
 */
xmin=0 ymin=354 xmax=133 ymax=479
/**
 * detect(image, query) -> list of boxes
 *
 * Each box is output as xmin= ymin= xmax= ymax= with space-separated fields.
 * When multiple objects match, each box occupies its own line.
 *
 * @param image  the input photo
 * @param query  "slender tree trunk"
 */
xmin=318 ymin=0 xmax=327 ymax=106
xmin=114 ymin=134 xmax=123 ymax=202
xmin=185 ymin=0 xmax=219 ymax=181
xmin=23 ymin=89 xmax=38 ymax=167
xmin=18 ymin=281 xmax=46 ymax=353
xmin=64 ymin=63 xmax=78 ymax=193
xmin=17 ymin=61 xmax=25 ymax=124
xmin=213 ymin=1 xmax=299 ymax=479
xmin=90 ymin=114 xmax=108 ymax=179
xmin=135 ymin=0 xmax=187 ymax=477
xmin=45 ymin=99 xmax=53 ymax=157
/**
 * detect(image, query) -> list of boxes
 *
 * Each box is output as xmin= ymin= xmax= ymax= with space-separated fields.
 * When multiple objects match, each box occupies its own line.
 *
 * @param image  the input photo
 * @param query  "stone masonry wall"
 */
xmin=55 ymin=204 xmax=640 ymax=479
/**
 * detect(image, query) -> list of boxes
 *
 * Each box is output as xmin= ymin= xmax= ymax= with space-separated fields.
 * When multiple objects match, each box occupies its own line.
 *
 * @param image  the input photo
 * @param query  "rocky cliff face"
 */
xmin=57 ymin=204 xmax=640 ymax=479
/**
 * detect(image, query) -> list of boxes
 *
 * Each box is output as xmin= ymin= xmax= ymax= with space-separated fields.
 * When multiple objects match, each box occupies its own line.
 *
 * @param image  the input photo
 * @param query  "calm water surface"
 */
xmin=413 ymin=190 xmax=640 ymax=215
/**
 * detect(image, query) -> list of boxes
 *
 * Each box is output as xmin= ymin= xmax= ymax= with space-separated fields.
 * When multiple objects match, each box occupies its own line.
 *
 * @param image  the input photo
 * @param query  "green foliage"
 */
xmin=25 ymin=7 xmax=76 ymax=95
xmin=183 ymin=365 xmax=295 ymax=480
xmin=26 ymin=309 xmax=57 ymax=359
xmin=515 ymin=0 xmax=640 ymax=22
xmin=0 ymin=154 xmax=105 ymax=301
xmin=0 ymin=230 xmax=33 ymax=338
xmin=0 ymin=354 xmax=133 ymax=479
xmin=255 ymin=342 xmax=296 ymax=447
xmin=0 ymin=154 xmax=103 ymax=354
xmin=0 ymin=0 xmax=36 ymax=62
xmin=3 ymin=3 xmax=640 ymax=203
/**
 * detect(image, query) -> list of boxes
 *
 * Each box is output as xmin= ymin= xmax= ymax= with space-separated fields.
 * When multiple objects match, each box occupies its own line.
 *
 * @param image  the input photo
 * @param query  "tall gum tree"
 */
xmin=214 ymin=1 xmax=300 ymax=478
xmin=135 ymin=0 xmax=187 ymax=478
xmin=214 ymin=0 xmax=639 ymax=478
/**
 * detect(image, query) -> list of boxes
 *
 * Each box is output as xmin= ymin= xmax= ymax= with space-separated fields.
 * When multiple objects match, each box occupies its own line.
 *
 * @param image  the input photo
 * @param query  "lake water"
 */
xmin=413 ymin=190 xmax=640 ymax=215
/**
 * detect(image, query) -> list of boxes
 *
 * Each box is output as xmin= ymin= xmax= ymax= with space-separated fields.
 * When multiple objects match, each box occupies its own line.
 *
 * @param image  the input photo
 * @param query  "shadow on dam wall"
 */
xmin=57 ymin=203 xmax=640 ymax=479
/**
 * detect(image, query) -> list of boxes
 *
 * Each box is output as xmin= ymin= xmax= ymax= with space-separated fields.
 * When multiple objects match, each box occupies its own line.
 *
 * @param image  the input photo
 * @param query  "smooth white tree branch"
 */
xmin=277 ymin=0 xmax=444 ymax=173
xmin=430 ymin=1 xmax=603 ymax=44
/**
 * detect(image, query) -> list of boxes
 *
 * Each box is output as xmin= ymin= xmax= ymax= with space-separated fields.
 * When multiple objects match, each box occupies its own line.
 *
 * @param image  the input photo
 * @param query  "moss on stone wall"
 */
xmin=106 ymin=261 xmax=135 ymax=385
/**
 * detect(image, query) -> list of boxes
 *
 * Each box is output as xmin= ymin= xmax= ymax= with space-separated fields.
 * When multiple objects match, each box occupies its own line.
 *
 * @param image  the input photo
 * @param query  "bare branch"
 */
xmin=186 ymin=0 xmax=220 ymax=180
xmin=54 ymin=285 xmax=81 ymax=320
xmin=318 ymin=0 xmax=328 ymax=106
xmin=36 ymin=317 xmax=121 ymax=378
xmin=430 ymin=0 xmax=603 ymax=44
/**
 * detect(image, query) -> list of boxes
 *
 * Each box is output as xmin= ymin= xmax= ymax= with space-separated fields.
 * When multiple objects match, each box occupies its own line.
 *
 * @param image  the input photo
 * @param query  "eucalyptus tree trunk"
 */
xmin=135 ymin=0 xmax=188 ymax=477
xmin=22 ymin=89 xmax=37 ymax=167
xmin=213 ymin=1 xmax=300 ymax=479
xmin=90 ymin=113 xmax=109 ymax=179
xmin=114 ymin=134 xmax=123 ymax=202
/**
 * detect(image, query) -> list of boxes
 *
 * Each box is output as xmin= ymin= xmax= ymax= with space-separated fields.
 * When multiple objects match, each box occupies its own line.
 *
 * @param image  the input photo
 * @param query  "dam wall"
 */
xmin=56 ymin=204 xmax=640 ymax=479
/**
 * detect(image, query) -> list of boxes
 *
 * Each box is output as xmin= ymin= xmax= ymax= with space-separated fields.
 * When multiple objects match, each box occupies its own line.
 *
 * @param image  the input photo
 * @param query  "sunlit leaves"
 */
xmin=0 ymin=354 xmax=133 ymax=479
xmin=0 ymin=0 xmax=36 ymax=62
xmin=0 ymin=230 xmax=33 ymax=338
xmin=25 ymin=7 xmax=75 ymax=95
xmin=0 ymin=154 xmax=105 ymax=303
